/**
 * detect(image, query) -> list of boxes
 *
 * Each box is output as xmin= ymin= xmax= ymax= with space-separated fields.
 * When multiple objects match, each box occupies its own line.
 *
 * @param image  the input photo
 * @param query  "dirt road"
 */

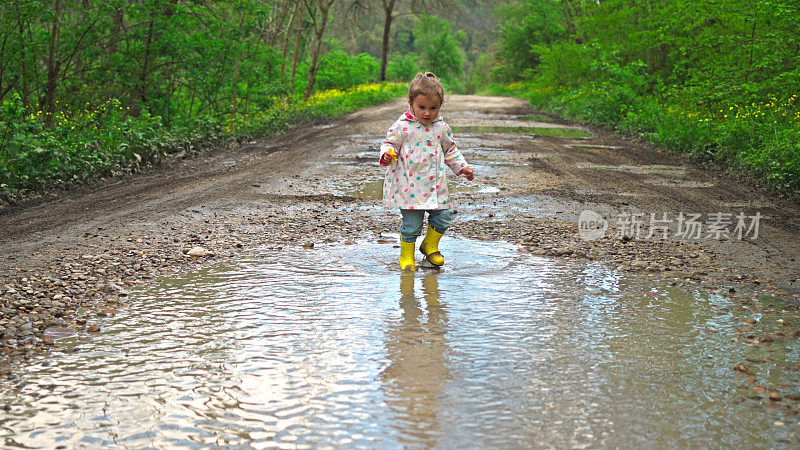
xmin=1 ymin=95 xmax=799 ymax=358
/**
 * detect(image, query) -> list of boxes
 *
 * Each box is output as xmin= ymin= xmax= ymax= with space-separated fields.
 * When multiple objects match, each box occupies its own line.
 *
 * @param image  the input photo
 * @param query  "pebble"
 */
xmin=186 ymin=246 xmax=213 ymax=257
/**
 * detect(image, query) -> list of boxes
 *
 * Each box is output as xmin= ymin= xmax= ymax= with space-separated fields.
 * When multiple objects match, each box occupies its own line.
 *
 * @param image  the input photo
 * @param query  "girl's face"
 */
xmin=408 ymin=94 xmax=442 ymax=126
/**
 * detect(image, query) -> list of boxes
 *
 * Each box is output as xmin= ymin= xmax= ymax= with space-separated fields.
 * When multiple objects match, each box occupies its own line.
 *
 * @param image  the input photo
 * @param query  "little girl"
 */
xmin=379 ymin=72 xmax=474 ymax=271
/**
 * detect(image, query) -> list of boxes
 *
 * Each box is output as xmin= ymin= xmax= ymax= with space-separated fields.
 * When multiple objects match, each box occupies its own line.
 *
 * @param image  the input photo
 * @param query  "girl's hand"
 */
xmin=459 ymin=167 xmax=474 ymax=181
xmin=380 ymin=148 xmax=397 ymax=166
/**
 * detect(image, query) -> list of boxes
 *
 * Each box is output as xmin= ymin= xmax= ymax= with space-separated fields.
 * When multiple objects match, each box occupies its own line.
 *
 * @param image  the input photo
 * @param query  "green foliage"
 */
xmin=315 ymin=50 xmax=380 ymax=91
xmin=491 ymin=79 xmax=800 ymax=196
xmin=386 ymin=54 xmax=422 ymax=82
xmin=0 ymin=0 xmax=416 ymax=201
xmin=0 ymin=83 xmax=406 ymax=199
xmin=463 ymin=52 xmax=494 ymax=95
xmin=493 ymin=0 xmax=565 ymax=82
xmin=414 ymin=14 xmax=465 ymax=81
xmin=492 ymin=0 xmax=800 ymax=197
xmin=535 ymin=41 xmax=595 ymax=87
xmin=0 ymin=94 xmax=169 ymax=196
xmin=301 ymin=83 xmax=407 ymax=119
xmin=0 ymin=0 xmax=288 ymax=122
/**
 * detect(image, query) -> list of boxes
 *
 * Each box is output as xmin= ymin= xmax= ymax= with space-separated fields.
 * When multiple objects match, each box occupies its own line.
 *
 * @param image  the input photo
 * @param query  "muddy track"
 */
xmin=0 ymin=107 xmax=369 ymax=243
xmin=1 ymin=95 xmax=799 ymax=360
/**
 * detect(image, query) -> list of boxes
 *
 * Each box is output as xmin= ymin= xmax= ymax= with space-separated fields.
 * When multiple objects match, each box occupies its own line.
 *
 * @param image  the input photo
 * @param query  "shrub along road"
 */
xmin=1 ymin=95 xmax=799 ymax=362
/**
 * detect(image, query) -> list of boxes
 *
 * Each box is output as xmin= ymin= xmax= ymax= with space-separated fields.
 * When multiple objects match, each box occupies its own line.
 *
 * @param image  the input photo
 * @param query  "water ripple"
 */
xmin=0 ymin=238 xmax=796 ymax=448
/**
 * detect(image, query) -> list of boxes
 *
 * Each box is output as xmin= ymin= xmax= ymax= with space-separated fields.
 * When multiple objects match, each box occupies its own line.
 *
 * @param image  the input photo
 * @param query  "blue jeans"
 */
xmin=400 ymin=209 xmax=452 ymax=243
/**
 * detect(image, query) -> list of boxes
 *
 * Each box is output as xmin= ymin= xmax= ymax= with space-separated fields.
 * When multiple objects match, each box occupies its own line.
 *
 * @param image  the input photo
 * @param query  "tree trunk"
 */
xmin=303 ymin=24 xmax=325 ymax=100
xmin=290 ymin=22 xmax=304 ymax=90
xmin=17 ymin=19 xmax=32 ymax=108
xmin=269 ymin=0 xmax=292 ymax=46
xmin=0 ymin=75 xmax=18 ymax=101
xmin=0 ymin=33 xmax=8 ymax=101
xmin=303 ymin=0 xmax=334 ymax=100
xmin=44 ymin=0 xmax=62 ymax=126
xmin=109 ymin=6 xmax=125 ymax=55
xmin=379 ymin=0 xmax=396 ymax=82
xmin=561 ymin=0 xmax=583 ymax=44
xmin=232 ymin=13 xmax=246 ymax=114
xmin=281 ymin=1 xmax=302 ymax=76
xmin=135 ymin=19 xmax=154 ymax=108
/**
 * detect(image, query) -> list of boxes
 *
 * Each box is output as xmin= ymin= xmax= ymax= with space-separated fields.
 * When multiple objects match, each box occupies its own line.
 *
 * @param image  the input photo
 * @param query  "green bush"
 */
xmin=315 ymin=50 xmax=380 ymax=91
xmin=0 ymin=83 xmax=407 ymax=202
xmin=490 ymin=80 xmax=800 ymax=198
xmin=535 ymin=41 xmax=594 ymax=87
xmin=490 ymin=0 xmax=800 ymax=198
xmin=386 ymin=54 xmax=422 ymax=82
xmin=414 ymin=14 xmax=465 ymax=81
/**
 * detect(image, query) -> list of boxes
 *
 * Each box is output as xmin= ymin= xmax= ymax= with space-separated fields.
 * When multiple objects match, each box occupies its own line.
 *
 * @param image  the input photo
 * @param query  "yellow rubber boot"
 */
xmin=399 ymin=240 xmax=416 ymax=271
xmin=420 ymin=227 xmax=445 ymax=267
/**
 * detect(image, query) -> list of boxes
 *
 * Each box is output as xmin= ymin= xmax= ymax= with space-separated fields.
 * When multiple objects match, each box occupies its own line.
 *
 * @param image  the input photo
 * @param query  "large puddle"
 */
xmin=1 ymin=238 xmax=798 ymax=447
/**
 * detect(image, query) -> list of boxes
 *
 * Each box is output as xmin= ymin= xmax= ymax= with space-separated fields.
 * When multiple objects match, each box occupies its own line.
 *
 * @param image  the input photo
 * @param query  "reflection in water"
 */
xmin=0 ymin=239 xmax=797 ymax=448
xmin=382 ymin=273 xmax=449 ymax=446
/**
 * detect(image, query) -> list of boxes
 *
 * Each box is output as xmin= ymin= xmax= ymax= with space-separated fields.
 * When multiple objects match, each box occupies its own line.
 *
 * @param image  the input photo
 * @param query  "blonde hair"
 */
xmin=408 ymin=72 xmax=444 ymax=105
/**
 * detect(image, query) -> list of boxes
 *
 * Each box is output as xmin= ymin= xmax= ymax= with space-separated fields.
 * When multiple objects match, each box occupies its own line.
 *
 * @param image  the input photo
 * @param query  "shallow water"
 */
xmin=1 ymin=238 xmax=798 ymax=448
xmin=452 ymin=125 xmax=593 ymax=138
xmin=576 ymin=163 xmax=687 ymax=175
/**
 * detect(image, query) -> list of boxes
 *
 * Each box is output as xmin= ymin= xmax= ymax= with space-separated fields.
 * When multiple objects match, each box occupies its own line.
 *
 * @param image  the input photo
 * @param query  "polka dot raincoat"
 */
xmin=380 ymin=108 xmax=469 ymax=210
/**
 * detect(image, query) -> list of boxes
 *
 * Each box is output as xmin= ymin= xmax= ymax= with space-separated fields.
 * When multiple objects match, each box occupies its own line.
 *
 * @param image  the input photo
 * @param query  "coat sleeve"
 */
xmin=441 ymin=123 xmax=468 ymax=174
xmin=380 ymin=120 xmax=404 ymax=161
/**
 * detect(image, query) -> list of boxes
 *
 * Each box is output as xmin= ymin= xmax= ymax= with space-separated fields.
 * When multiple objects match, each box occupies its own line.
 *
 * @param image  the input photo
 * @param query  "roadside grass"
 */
xmin=488 ymin=82 xmax=800 ymax=199
xmin=0 ymin=82 xmax=406 ymax=203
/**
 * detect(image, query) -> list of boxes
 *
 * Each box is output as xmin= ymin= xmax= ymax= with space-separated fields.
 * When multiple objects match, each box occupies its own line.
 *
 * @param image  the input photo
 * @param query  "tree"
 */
xmin=380 ymin=0 xmax=396 ymax=81
xmin=303 ymin=0 xmax=337 ymax=100
xmin=43 ymin=0 xmax=62 ymax=124
xmin=364 ymin=0 xmax=455 ymax=81
xmin=493 ymin=0 xmax=565 ymax=81
xmin=414 ymin=14 xmax=464 ymax=80
xmin=280 ymin=1 xmax=303 ymax=77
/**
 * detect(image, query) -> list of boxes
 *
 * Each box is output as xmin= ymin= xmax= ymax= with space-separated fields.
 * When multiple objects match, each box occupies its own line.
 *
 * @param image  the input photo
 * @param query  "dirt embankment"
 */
xmin=1 ymin=95 xmax=799 ymax=362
